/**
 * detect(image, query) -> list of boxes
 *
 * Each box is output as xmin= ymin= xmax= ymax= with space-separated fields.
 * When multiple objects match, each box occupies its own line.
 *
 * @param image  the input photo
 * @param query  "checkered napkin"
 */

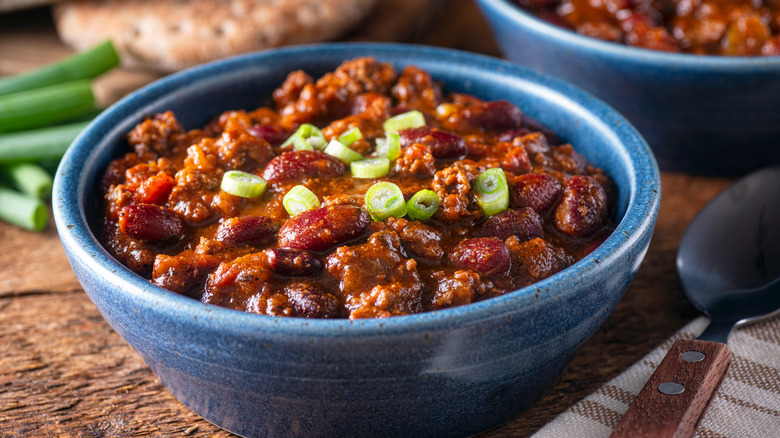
xmin=532 ymin=316 xmax=780 ymax=438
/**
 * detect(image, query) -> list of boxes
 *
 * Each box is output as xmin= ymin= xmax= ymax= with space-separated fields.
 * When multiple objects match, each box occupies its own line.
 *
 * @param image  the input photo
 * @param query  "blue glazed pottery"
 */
xmin=475 ymin=0 xmax=780 ymax=175
xmin=53 ymin=43 xmax=660 ymax=438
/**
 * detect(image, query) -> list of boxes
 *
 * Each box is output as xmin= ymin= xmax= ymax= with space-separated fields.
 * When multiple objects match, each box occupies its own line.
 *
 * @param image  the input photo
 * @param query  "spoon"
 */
xmin=610 ymin=166 xmax=780 ymax=438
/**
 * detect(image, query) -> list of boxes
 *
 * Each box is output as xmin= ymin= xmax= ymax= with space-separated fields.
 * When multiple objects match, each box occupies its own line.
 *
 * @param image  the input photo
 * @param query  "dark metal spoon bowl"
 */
xmin=678 ymin=166 xmax=780 ymax=342
xmin=611 ymin=166 xmax=780 ymax=438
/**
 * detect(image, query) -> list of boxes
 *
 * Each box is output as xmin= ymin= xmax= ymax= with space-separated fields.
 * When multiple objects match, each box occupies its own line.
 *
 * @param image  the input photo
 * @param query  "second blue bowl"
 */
xmin=476 ymin=0 xmax=780 ymax=175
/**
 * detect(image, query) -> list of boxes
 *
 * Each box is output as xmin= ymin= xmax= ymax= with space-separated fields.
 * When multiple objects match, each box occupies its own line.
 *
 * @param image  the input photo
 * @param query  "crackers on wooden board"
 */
xmin=53 ymin=0 xmax=379 ymax=72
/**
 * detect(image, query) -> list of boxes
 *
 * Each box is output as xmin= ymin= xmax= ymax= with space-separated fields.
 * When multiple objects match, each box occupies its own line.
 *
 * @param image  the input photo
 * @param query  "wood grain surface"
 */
xmin=0 ymin=2 xmax=737 ymax=437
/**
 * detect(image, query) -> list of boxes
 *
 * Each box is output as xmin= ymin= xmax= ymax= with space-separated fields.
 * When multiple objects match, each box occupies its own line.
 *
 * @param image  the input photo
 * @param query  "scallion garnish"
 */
xmin=473 ymin=168 xmax=509 ymax=216
xmin=1 ymin=162 xmax=53 ymax=199
xmin=383 ymin=110 xmax=426 ymax=133
xmin=283 ymin=185 xmax=320 ymax=216
xmin=220 ymin=170 xmax=267 ymax=198
xmin=0 ymin=120 xmax=91 ymax=164
xmin=0 ymin=80 xmax=96 ymax=133
xmin=337 ymin=127 xmax=363 ymax=147
xmin=350 ymin=157 xmax=390 ymax=179
xmin=365 ymin=181 xmax=407 ymax=221
xmin=406 ymin=189 xmax=440 ymax=221
xmin=0 ymin=187 xmax=47 ymax=231
xmin=375 ymin=132 xmax=400 ymax=160
xmin=0 ymin=40 xmax=120 ymax=97
xmin=281 ymin=123 xmax=326 ymax=151
xmin=323 ymin=139 xmax=364 ymax=164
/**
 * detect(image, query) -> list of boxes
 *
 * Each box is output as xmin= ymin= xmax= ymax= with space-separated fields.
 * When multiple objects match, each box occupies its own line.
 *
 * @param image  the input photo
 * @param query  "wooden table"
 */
xmin=0 ymin=2 xmax=736 ymax=437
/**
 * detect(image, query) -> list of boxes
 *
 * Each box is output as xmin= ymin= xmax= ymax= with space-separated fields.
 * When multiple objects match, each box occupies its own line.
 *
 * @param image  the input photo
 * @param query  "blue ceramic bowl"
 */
xmin=53 ymin=43 xmax=659 ymax=438
xmin=475 ymin=0 xmax=780 ymax=175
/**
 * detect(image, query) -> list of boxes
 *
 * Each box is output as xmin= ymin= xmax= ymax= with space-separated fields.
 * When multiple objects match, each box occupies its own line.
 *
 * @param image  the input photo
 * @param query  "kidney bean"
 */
xmin=248 ymin=124 xmax=289 ymax=147
xmin=554 ymin=175 xmax=608 ymax=237
xmin=511 ymin=173 xmax=563 ymax=212
xmin=285 ymin=282 xmax=340 ymax=318
xmin=264 ymin=248 xmax=323 ymax=277
xmin=118 ymin=204 xmax=185 ymax=243
xmin=463 ymin=100 xmax=523 ymax=132
xmin=474 ymin=207 xmax=544 ymax=241
xmin=278 ymin=205 xmax=369 ymax=251
xmin=399 ymin=127 xmax=468 ymax=160
xmin=450 ymin=237 xmax=511 ymax=276
xmin=215 ymin=216 xmax=274 ymax=246
xmin=261 ymin=150 xmax=345 ymax=182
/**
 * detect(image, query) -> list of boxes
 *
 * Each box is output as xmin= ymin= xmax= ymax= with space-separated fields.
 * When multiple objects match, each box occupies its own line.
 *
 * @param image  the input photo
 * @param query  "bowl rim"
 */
xmin=478 ymin=0 xmax=780 ymax=70
xmin=53 ymin=42 xmax=660 ymax=337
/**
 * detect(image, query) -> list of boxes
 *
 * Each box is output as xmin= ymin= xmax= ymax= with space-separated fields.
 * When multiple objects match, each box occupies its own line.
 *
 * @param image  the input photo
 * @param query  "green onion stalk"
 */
xmin=0 ymin=40 xmax=120 ymax=96
xmin=337 ymin=127 xmax=363 ymax=147
xmin=0 ymin=187 xmax=48 ymax=231
xmin=365 ymin=181 xmax=407 ymax=221
xmin=0 ymin=162 xmax=53 ymax=199
xmin=0 ymin=120 xmax=90 ymax=164
xmin=473 ymin=168 xmax=509 ymax=216
xmin=283 ymin=185 xmax=320 ymax=216
xmin=0 ymin=80 xmax=96 ymax=133
xmin=351 ymin=158 xmax=390 ymax=179
xmin=383 ymin=110 xmax=426 ymax=133
xmin=406 ymin=189 xmax=440 ymax=221
xmin=220 ymin=170 xmax=267 ymax=198
xmin=281 ymin=123 xmax=326 ymax=151
xmin=324 ymin=139 xmax=364 ymax=164
xmin=375 ymin=132 xmax=400 ymax=160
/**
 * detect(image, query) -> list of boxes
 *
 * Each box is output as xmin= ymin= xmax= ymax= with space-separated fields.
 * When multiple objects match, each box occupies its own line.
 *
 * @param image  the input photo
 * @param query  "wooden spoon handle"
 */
xmin=609 ymin=338 xmax=731 ymax=438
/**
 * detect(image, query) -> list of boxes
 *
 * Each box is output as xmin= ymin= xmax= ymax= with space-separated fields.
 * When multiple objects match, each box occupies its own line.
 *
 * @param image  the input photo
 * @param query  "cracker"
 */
xmin=53 ymin=0 xmax=378 ymax=72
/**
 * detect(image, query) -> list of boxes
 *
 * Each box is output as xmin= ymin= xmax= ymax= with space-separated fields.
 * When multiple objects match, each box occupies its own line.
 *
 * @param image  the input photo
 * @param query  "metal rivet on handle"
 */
xmin=681 ymin=351 xmax=705 ymax=362
xmin=658 ymin=382 xmax=685 ymax=395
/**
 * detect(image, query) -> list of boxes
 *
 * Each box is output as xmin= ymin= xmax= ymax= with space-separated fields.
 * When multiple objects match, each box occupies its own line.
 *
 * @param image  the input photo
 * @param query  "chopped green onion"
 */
xmin=365 ymin=182 xmax=407 ymax=221
xmin=0 ymin=120 xmax=90 ymax=164
xmin=0 ymin=40 xmax=120 ymax=97
xmin=337 ymin=127 xmax=363 ymax=147
xmin=283 ymin=185 xmax=320 ymax=216
xmin=281 ymin=123 xmax=326 ymax=151
xmin=0 ymin=187 xmax=47 ymax=231
xmin=220 ymin=170 xmax=267 ymax=198
xmin=375 ymin=132 xmax=400 ymax=160
xmin=0 ymin=163 xmax=53 ymax=199
xmin=383 ymin=110 xmax=426 ymax=133
xmin=350 ymin=157 xmax=390 ymax=179
xmin=323 ymin=139 xmax=364 ymax=164
xmin=473 ymin=168 xmax=509 ymax=216
xmin=0 ymin=80 xmax=96 ymax=133
xmin=406 ymin=189 xmax=440 ymax=221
